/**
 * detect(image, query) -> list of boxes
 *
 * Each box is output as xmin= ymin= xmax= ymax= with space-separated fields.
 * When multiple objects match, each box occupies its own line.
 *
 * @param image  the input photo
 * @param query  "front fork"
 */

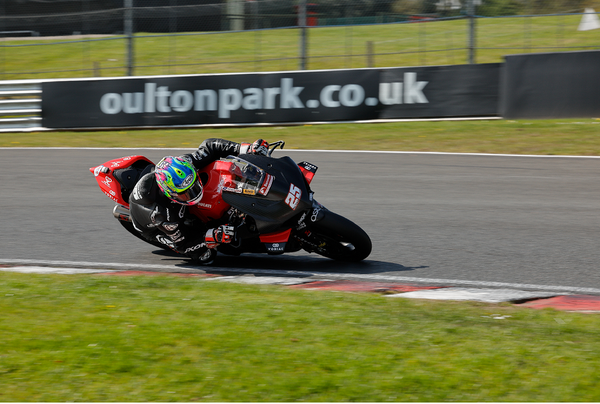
xmin=294 ymin=199 xmax=325 ymax=230
xmin=292 ymin=199 xmax=329 ymax=251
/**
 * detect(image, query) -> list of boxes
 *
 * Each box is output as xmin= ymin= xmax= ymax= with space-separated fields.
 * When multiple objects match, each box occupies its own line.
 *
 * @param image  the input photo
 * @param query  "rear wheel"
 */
xmin=303 ymin=211 xmax=371 ymax=262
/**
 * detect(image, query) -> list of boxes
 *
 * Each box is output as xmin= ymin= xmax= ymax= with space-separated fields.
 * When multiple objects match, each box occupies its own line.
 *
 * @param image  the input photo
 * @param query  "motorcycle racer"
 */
xmin=128 ymin=137 xmax=269 ymax=262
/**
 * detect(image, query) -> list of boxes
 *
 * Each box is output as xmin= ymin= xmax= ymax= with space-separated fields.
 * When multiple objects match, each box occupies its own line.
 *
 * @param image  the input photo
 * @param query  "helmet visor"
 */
xmin=172 ymin=180 xmax=203 ymax=205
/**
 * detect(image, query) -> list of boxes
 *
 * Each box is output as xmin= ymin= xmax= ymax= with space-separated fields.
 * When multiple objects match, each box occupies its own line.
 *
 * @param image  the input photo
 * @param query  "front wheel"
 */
xmin=300 ymin=211 xmax=371 ymax=262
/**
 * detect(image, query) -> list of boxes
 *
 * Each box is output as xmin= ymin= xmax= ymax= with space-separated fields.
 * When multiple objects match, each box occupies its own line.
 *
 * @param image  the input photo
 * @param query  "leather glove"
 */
xmin=241 ymin=139 xmax=269 ymax=156
xmin=251 ymin=139 xmax=269 ymax=156
xmin=205 ymin=225 xmax=235 ymax=249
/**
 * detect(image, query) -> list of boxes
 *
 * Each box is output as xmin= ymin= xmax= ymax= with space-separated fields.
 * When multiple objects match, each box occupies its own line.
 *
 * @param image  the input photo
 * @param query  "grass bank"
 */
xmin=1 ymin=15 xmax=598 ymax=78
xmin=1 ymin=272 xmax=600 ymax=402
xmin=2 ymin=119 xmax=600 ymax=156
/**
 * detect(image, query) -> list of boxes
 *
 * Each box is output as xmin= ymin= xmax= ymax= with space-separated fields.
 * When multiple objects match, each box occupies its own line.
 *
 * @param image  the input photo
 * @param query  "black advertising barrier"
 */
xmin=501 ymin=51 xmax=600 ymax=119
xmin=41 ymin=64 xmax=501 ymax=129
xmin=379 ymin=64 xmax=501 ymax=119
xmin=41 ymin=70 xmax=381 ymax=128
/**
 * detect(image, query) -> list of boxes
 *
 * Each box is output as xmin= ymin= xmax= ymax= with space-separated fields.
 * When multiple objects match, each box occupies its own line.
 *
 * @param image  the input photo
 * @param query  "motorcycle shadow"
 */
xmin=152 ymin=249 xmax=425 ymax=276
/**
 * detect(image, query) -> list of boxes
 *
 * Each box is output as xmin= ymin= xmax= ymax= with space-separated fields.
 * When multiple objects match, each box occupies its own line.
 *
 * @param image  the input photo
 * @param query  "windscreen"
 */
xmin=221 ymin=156 xmax=269 ymax=196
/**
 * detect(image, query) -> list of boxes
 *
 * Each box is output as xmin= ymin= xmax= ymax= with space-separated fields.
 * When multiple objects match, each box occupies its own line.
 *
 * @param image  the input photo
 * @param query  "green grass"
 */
xmin=1 ymin=271 xmax=600 ymax=402
xmin=1 ymin=14 xmax=599 ymax=79
xmin=2 ymin=119 xmax=600 ymax=156
xmin=2 ymin=13 xmax=600 ymax=403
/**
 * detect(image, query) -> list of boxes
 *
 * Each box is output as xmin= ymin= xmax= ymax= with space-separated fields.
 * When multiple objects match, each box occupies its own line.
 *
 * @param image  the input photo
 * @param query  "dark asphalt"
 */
xmin=1 ymin=148 xmax=598 ymax=290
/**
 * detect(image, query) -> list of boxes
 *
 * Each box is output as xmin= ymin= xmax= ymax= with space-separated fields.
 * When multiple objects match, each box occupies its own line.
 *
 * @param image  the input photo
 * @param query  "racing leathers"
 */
xmin=128 ymin=138 xmax=263 ymax=260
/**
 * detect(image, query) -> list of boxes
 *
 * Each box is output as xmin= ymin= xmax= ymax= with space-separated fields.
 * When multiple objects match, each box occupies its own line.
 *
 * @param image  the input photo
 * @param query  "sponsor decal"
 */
xmin=311 ymin=207 xmax=321 ymax=222
xmin=197 ymin=202 xmax=213 ymax=209
xmin=184 ymin=243 xmax=206 ymax=254
xmin=98 ymin=75 xmax=428 ymax=118
xmin=243 ymin=188 xmax=256 ymax=195
xmin=298 ymin=212 xmax=307 ymax=223
xmin=285 ymin=184 xmax=302 ymax=210
xmin=259 ymin=173 xmax=274 ymax=196
xmin=109 ymin=156 xmax=133 ymax=168
xmin=103 ymin=191 xmax=119 ymax=203
xmin=301 ymin=162 xmax=318 ymax=172
xmin=97 ymin=77 xmax=383 ymax=120
xmin=265 ymin=242 xmax=285 ymax=253
xmin=297 ymin=212 xmax=308 ymax=230
xmin=223 ymin=186 xmax=242 ymax=194
xmin=181 ymin=174 xmax=195 ymax=188
xmin=101 ymin=176 xmax=113 ymax=187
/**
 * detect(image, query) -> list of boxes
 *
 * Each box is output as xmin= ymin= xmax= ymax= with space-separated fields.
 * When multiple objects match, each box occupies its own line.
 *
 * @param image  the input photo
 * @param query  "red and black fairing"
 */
xmin=90 ymin=153 xmax=319 ymax=256
xmin=221 ymin=155 xmax=313 ymax=231
xmin=191 ymin=154 xmax=319 ymax=254
xmin=89 ymin=155 xmax=154 ymax=208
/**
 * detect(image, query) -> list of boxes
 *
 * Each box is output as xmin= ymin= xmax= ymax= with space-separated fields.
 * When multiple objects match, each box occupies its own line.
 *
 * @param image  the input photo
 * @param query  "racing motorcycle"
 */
xmin=90 ymin=141 xmax=371 ymax=265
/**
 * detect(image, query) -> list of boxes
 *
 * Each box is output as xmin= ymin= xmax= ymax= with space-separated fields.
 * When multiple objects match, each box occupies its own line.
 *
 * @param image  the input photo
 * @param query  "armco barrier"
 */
xmin=0 ymin=80 xmax=42 ymax=131
xmin=41 ymin=65 xmax=501 ymax=129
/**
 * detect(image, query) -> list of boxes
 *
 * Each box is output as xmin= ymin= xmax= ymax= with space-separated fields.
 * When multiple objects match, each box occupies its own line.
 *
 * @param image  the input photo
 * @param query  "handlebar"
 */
xmin=268 ymin=140 xmax=285 ymax=157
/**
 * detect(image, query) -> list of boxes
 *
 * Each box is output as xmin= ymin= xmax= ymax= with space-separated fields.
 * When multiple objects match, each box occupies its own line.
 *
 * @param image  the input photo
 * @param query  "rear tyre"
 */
xmin=306 ymin=211 xmax=372 ymax=262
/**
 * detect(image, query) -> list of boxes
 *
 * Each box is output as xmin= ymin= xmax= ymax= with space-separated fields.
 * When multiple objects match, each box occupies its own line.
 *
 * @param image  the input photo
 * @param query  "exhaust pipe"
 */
xmin=112 ymin=204 xmax=131 ymax=222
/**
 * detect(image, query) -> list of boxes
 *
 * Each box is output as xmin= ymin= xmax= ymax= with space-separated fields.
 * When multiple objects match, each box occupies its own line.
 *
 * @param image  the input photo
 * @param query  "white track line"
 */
xmin=2 ymin=258 xmax=599 ymax=295
xmin=2 ymin=147 xmax=600 ymax=159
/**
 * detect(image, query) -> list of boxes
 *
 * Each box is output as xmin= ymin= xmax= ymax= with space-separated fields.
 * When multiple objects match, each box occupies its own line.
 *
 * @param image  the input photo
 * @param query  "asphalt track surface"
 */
xmin=1 ymin=148 xmax=599 ymax=293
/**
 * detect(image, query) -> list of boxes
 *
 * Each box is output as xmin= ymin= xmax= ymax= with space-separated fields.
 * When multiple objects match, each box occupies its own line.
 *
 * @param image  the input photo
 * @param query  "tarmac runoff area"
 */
xmin=2 ymin=264 xmax=600 ymax=313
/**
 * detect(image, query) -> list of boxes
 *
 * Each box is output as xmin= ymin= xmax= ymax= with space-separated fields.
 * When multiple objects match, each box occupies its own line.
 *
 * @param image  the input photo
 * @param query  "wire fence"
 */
xmin=0 ymin=0 xmax=599 ymax=79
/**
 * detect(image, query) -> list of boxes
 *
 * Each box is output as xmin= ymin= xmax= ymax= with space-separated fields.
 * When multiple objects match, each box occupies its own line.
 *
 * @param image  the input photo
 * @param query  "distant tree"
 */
xmin=421 ymin=0 xmax=438 ymax=13
xmin=391 ymin=0 xmax=422 ymax=15
xmin=528 ymin=0 xmax=586 ymax=13
xmin=477 ymin=0 xmax=523 ymax=16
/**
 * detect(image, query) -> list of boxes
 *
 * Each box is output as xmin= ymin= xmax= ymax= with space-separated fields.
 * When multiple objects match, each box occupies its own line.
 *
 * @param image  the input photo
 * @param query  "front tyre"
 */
xmin=190 ymin=248 xmax=217 ymax=266
xmin=304 ymin=211 xmax=372 ymax=262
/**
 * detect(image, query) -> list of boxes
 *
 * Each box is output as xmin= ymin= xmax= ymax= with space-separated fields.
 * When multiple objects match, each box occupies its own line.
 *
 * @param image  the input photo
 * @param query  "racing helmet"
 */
xmin=155 ymin=156 xmax=203 ymax=205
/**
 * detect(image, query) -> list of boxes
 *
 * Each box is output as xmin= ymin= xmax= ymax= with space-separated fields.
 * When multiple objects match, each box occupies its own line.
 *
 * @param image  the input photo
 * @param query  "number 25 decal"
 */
xmin=285 ymin=184 xmax=302 ymax=210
